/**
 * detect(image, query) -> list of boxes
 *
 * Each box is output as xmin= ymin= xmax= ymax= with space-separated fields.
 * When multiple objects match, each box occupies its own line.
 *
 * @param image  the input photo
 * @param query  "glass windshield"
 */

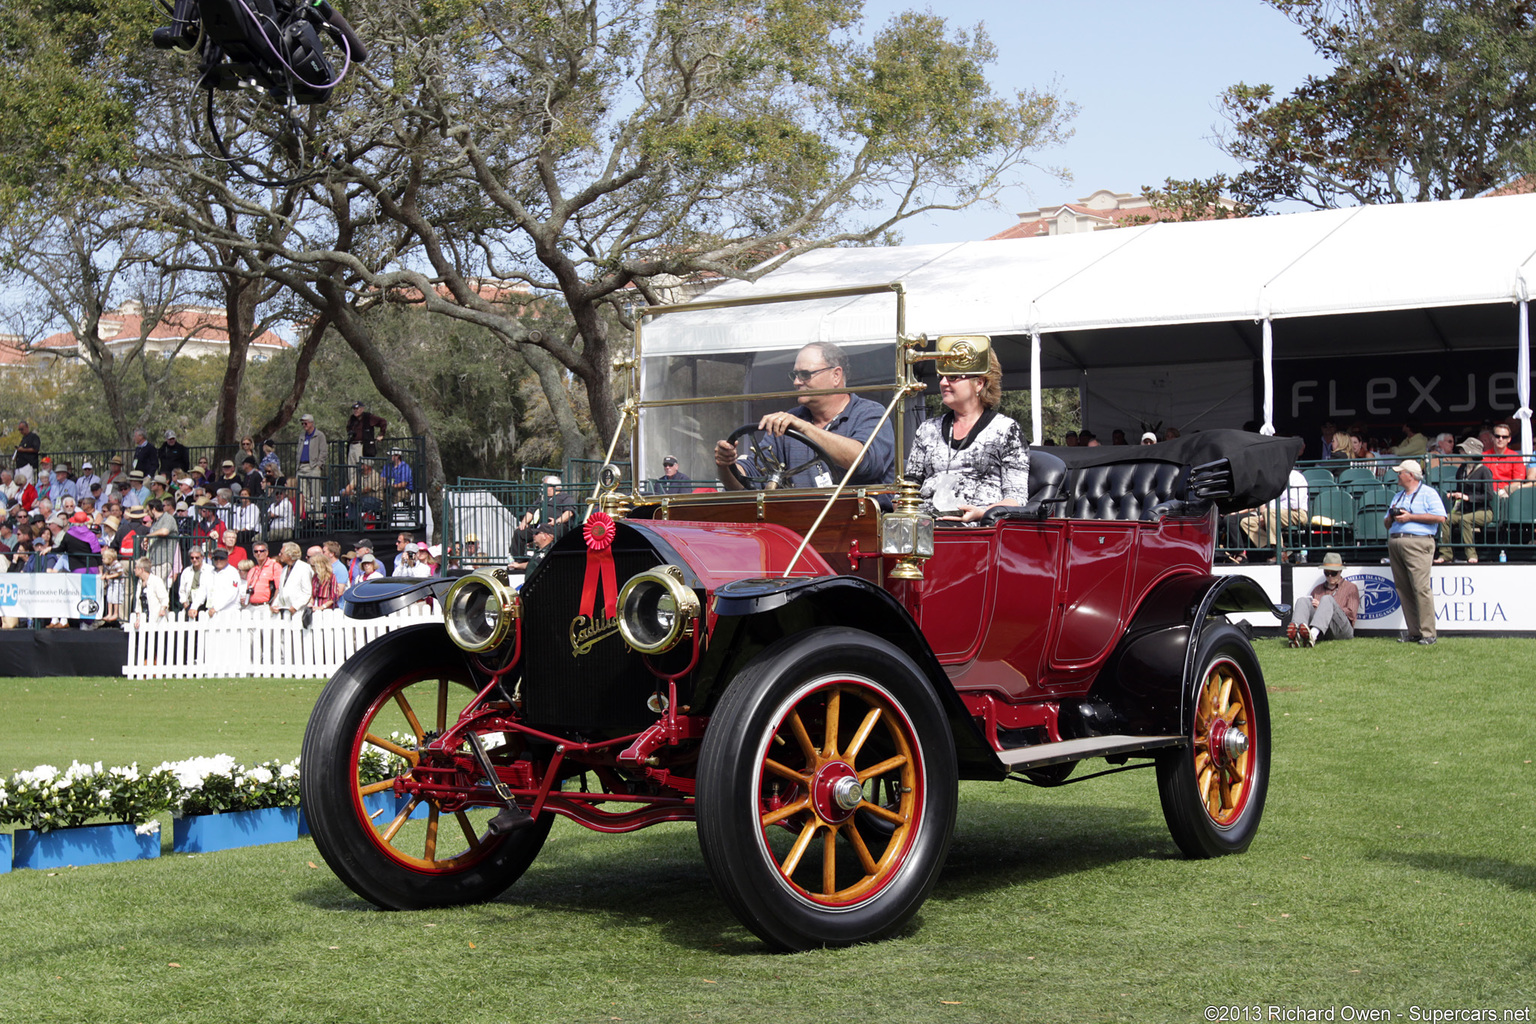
xmin=634 ymin=291 xmax=910 ymax=494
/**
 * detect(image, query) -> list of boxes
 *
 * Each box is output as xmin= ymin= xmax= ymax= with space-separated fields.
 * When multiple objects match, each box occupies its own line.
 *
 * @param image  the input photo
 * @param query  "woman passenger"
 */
xmin=904 ymin=339 xmax=1029 ymax=524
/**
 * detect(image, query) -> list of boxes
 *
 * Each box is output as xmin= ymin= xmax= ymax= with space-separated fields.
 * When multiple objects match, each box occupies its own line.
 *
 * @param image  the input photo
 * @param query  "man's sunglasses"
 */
xmin=788 ymin=366 xmax=834 ymax=384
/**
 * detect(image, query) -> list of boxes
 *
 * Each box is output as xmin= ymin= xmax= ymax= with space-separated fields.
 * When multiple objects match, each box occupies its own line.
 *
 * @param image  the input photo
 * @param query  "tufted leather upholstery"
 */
xmin=1065 ymin=461 xmax=1185 ymax=521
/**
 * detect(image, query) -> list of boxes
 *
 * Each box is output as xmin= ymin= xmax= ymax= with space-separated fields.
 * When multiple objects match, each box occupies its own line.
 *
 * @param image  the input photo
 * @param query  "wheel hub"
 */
xmin=1207 ymin=717 xmax=1248 ymax=768
xmin=810 ymin=762 xmax=863 ymax=825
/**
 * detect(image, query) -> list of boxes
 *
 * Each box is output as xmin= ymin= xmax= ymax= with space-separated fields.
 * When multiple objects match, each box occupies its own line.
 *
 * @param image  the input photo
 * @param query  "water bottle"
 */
xmin=1499 ymin=549 xmax=1507 ymax=563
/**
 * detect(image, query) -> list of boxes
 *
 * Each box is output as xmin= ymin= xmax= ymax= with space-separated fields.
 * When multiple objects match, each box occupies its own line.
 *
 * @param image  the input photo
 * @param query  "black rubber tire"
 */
xmin=1156 ymin=622 xmax=1270 ymax=858
xmin=301 ymin=623 xmax=552 ymax=909
xmin=696 ymin=627 xmax=957 ymax=951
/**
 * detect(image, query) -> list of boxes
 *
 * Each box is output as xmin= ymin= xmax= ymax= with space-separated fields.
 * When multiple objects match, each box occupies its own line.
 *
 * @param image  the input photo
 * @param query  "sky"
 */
xmin=859 ymin=0 xmax=1333 ymax=245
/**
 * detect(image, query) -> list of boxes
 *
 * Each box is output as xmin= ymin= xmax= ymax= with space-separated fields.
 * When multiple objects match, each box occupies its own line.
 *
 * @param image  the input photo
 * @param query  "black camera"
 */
xmin=1390 ymin=506 xmax=1408 ymax=519
xmin=154 ymin=0 xmax=367 ymax=104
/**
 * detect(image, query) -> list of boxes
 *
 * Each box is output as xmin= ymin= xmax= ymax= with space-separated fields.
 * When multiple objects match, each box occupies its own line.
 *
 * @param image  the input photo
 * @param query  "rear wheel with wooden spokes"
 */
xmin=302 ymin=624 xmax=550 ymax=909
xmin=1156 ymin=622 xmax=1270 ymax=858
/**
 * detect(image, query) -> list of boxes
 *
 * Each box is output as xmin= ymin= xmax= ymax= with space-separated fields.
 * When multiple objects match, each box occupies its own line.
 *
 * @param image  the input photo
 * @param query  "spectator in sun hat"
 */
xmin=1140 ymin=432 xmax=1157 ymax=445
xmin=47 ymin=463 xmax=77 ymax=504
xmin=123 ymin=470 xmax=150 ymax=510
xmin=1286 ymin=552 xmax=1359 ymax=648
xmin=357 ymin=552 xmax=384 ymax=581
xmin=1436 ymin=437 xmax=1495 ymax=564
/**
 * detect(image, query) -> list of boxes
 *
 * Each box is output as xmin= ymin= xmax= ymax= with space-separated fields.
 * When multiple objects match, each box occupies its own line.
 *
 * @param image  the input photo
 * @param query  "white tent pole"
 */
xmin=1519 ymin=296 xmax=1532 ymax=456
xmin=1030 ymin=330 xmax=1043 ymax=445
xmin=1260 ymin=316 xmax=1275 ymax=436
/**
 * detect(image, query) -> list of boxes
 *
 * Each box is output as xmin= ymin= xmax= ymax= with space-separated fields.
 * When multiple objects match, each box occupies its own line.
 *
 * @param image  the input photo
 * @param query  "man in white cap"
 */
xmin=296 ymin=414 xmax=328 ymax=514
xmin=1385 ymin=458 xmax=1447 ymax=645
xmin=1139 ymin=432 xmax=1157 ymax=445
xmin=1287 ymin=552 xmax=1360 ymax=647
xmin=76 ymin=460 xmax=100 ymax=496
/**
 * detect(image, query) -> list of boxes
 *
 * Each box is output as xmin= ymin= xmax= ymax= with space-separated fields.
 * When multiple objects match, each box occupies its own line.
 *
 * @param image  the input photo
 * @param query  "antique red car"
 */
xmin=302 ymin=288 xmax=1299 ymax=951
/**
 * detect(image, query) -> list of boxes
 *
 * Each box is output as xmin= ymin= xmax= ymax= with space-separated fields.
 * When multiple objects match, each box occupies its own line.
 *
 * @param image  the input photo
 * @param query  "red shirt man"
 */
xmin=1484 ymin=423 xmax=1525 ymax=492
xmin=245 ymin=542 xmax=282 ymax=606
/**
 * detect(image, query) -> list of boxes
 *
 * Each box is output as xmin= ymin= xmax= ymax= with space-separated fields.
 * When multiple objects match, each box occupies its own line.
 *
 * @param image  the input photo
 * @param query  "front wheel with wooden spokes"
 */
xmin=301 ymin=624 xmax=551 ymax=909
xmin=697 ymin=628 xmax=957 ymax=951
xmin=1156 ymin=622 xmax=1270 ymax=858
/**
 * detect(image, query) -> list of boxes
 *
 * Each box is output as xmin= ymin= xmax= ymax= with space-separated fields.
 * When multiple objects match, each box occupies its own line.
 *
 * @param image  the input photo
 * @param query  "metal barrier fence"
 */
xmin=1218 ymin=456 xmax=1536 ymax=565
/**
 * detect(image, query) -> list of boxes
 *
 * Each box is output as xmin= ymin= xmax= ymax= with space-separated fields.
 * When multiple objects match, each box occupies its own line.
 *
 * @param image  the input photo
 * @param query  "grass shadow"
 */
xmin=1372 ymin=849 xmax=1536 ymax=894
xmin=294 ymin=798 xmax=1174 ymax=953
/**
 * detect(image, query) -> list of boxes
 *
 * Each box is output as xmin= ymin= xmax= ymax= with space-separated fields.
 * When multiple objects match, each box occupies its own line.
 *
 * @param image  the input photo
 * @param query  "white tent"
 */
xmin=645 ymin=193 xmax=1536 ymax=451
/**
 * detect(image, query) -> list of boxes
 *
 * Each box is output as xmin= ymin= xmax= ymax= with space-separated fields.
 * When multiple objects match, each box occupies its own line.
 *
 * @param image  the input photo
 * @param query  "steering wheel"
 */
xmin=724 ymin=423 xmax=837 ymax=489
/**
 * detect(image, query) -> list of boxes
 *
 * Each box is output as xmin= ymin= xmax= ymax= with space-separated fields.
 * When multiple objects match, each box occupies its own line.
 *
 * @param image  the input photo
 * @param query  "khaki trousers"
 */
xmin=1388 ymin=533 xmax=1437 ymax=640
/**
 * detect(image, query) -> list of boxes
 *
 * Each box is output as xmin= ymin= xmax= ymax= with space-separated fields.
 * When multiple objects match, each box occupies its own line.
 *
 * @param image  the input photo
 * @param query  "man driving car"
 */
xmin=713 ymin=341 xmax=894 ymax=490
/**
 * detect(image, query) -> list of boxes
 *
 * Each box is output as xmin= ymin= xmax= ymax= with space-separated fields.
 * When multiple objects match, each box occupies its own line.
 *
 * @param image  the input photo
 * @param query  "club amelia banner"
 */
xmin=0 ymin=574 xmax=102 ymax=620
xmin=1215 ymin=564 xmax=1530 ymax=633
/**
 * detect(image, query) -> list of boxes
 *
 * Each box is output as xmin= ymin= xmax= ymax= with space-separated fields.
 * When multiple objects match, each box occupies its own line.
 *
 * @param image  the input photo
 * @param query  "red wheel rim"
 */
xmin=349 ymin=668 xmax=505 ymax=874
xmin=752 ymin=677 xmax=925 ymax=908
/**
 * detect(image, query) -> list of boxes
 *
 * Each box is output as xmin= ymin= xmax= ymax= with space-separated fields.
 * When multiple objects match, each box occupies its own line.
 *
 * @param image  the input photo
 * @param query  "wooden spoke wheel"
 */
xmin=301 ymin=624 xmax=550 ymax=909
xmin=1157 ymin=622 xmax=1270 ymax=858
xmin=698 ymin=628 xmax=956 ymax=951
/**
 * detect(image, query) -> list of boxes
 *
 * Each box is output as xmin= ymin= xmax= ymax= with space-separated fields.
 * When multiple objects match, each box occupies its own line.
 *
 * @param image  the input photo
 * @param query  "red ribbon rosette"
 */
xmin=579 ymin=511 xmax=619 ymax=618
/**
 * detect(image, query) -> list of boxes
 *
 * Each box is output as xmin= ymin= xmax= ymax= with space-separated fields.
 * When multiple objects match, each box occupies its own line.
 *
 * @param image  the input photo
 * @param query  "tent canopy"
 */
xmin=643 ymin=193 xmax=1536 ymax=442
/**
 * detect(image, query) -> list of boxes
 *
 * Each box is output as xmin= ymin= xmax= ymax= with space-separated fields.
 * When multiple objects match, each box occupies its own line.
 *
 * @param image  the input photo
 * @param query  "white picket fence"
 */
xmin=122 ymin=604 xmax=437 ymax=679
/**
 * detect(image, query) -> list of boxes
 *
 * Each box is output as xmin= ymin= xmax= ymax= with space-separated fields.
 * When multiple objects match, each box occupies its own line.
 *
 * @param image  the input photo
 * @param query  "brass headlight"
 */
xmin=443 ymin=568 xmax=520 ymax=653
xmin=617 ymin=565 xmax=700 ymax=654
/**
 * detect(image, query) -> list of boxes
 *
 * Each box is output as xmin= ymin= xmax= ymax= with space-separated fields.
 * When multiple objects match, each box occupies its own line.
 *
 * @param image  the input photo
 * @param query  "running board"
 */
xmin=997 ymin=734 xmax=1184 ymax=770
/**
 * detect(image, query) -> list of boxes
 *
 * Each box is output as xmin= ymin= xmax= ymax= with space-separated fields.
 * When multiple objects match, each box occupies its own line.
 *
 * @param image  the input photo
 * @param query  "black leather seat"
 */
xmin=1066 ymin=462 xmax=1185 ymax=521
xmin=981 ymin=449 xmax=1067 ymax=524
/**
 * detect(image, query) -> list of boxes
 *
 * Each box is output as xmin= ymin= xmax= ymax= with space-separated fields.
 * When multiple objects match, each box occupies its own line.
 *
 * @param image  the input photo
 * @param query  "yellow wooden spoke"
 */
xmin=842 ymin=706 xmax=883 ymax=763
xmin=380 ymin=806 xmax=411 ymax=842
xmin=455 ymin=810 xmax=481 ymax=851
xmin=787 ymin=710 xmax=819 ymax=762
xmin=823 ymin=687 xmax=841 ymax=759
xmin=856 ymin=753 xmax=908 ymax=782
xmin=846 ymin=820 xmax=879 ymax=875
xmin=779 ymin=819 xmax=820 ymax=878
xmin=762 ymin=795 xmax=811 ymax=828
xmin=422 ymin=807 xmax=440 ymax=862
xmin=858 ymin=799 xmax=906 ymax=826
xmin=1198 ymin=765 xmax=1215 ymax=807
xmin=364 ymin=732 xmax=418 ymax=765
xmin=359 ymin=779 xmax=397 ymax=797
xmin=822 ymin=824 xmax=839 ymax=895
xmin=764 ymin=758 xmax=810 ymax=785
xmin=1216 ymin=671 xmax=1234 ymax=716
xmin=394 ymin=691 xmax=426 ymax=744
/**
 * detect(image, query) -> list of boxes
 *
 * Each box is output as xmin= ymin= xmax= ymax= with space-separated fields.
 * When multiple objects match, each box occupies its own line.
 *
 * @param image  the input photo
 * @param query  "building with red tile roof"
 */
xmin=988 ymin=188 xmax=1238 ymax=239
xmin=29 ymin=301 xmax=291 ymax=365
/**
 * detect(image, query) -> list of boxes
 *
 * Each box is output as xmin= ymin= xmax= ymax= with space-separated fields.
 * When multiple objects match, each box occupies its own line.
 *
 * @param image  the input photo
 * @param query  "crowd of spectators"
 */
xmin=2 ymin=410 xmax=424 ymax=629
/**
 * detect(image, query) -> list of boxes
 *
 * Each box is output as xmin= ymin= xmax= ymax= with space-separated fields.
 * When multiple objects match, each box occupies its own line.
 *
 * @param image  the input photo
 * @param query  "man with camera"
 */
xmin=1385 ymin=459 xmax=1447 ymax=646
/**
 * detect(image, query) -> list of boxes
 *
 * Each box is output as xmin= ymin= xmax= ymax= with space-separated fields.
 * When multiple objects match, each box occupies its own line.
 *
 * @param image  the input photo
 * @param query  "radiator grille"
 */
xmin=520 ymin=537 xmax=664 ymax=732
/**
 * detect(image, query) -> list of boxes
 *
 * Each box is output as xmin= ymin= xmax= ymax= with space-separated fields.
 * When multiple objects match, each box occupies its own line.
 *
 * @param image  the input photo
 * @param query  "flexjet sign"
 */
xmin=1290 ymin=370 xmax=1523 ymax=420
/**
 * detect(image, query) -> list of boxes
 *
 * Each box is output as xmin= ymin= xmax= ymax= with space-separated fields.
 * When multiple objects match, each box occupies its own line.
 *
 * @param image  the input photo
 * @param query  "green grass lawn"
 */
xmin=2 ymin=638 xmax=1534 ymax=1024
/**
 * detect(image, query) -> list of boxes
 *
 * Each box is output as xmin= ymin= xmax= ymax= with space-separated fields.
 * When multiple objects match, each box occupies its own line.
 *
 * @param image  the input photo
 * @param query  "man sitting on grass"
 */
xmin=1287 ymin=551 xmax=1360 ymax=648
